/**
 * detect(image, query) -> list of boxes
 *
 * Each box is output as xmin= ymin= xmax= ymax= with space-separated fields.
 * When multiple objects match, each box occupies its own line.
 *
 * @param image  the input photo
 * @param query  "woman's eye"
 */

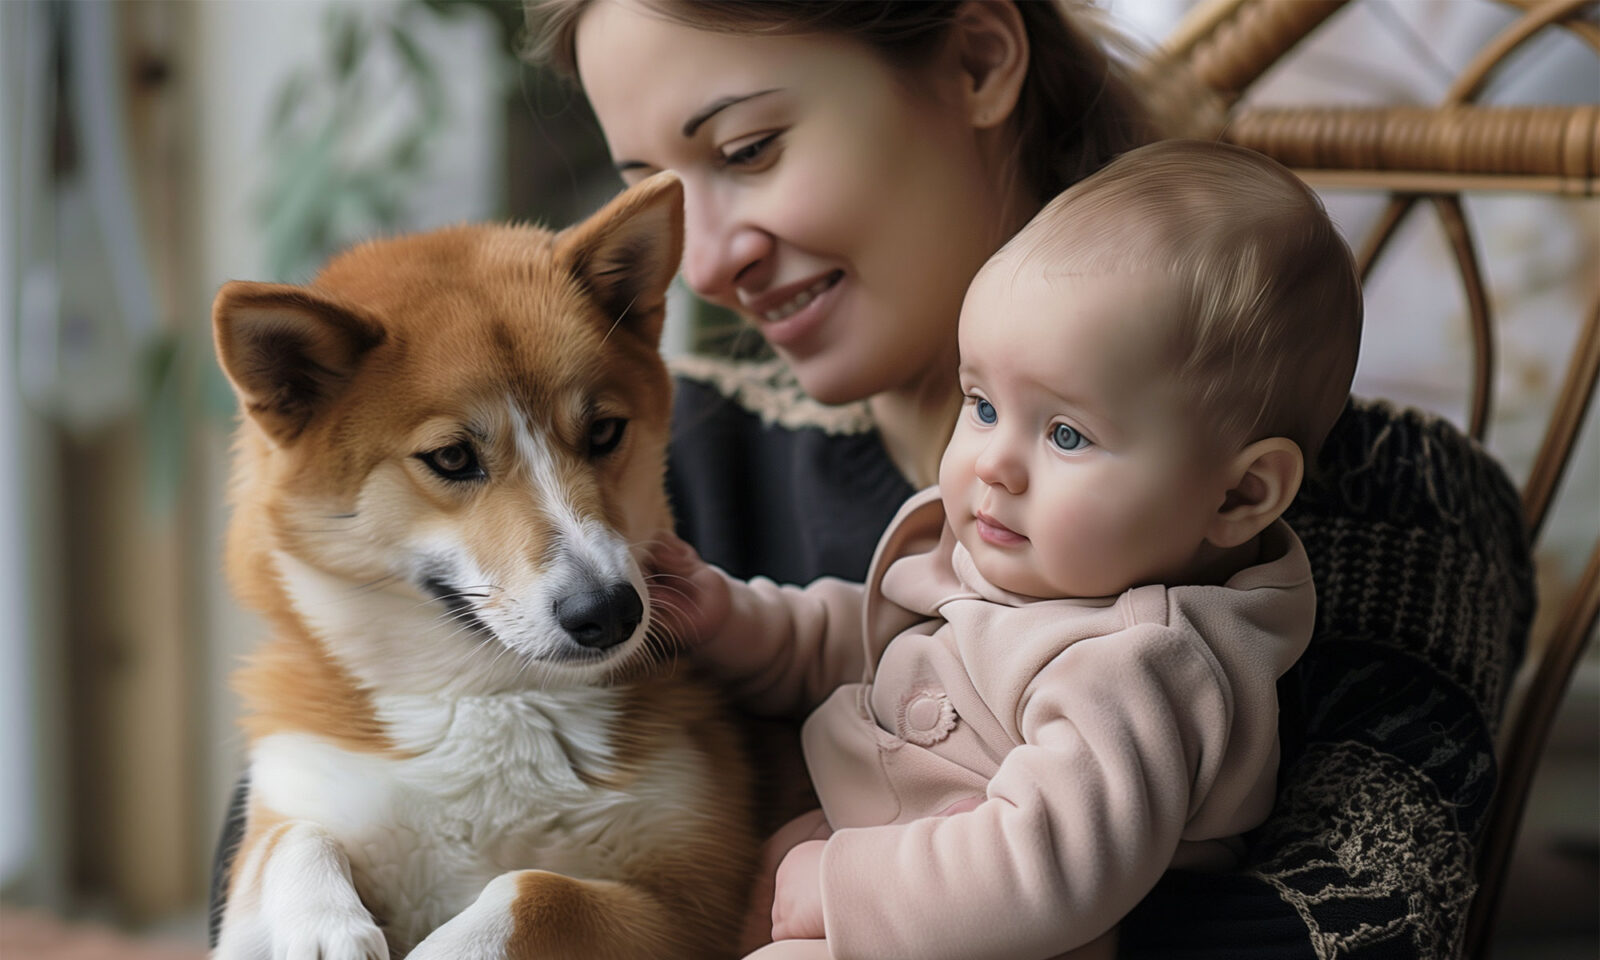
xmin=418 ymin=442 xmax=486 ymax=482
xmin=1050 ymin=423 xmax=1089 ymax=452
xmin=719 ymin=132 xmax=778 ymax=168
xmin=974 ymin=398 xmax=997 ymax=425
xmin=589 ymin=417 xmax=628 ymax=457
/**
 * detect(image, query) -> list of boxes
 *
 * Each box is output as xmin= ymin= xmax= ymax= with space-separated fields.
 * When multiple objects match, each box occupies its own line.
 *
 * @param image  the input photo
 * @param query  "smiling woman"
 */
xmin=571 ymin=0 xmax=1027 ymax=415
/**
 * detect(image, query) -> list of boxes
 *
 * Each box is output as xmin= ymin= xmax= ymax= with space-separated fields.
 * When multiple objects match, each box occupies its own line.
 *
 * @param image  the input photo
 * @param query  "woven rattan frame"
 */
xmin=1158 ymin=2 xmax=1599 ymax=956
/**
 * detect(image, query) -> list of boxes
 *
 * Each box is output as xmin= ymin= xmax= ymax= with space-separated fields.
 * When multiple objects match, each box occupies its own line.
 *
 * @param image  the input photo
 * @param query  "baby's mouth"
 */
xmin=975 ymin=511 xmax=1027 ymax=546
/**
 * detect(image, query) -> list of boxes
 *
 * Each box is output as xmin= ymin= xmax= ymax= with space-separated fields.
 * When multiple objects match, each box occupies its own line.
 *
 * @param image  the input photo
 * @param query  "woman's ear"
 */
xmin=950 ymin=1 xmax=1028 ymax=130
xmin=1207 ymin=438 xmax=1304 ymax=549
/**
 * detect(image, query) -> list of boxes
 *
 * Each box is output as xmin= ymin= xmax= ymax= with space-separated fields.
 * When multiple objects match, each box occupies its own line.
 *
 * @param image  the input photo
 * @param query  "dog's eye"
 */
xmin=588 ymin=418 xmax=627 ymax=457
xmin=417 ymin=442 xmax=486 ymax=482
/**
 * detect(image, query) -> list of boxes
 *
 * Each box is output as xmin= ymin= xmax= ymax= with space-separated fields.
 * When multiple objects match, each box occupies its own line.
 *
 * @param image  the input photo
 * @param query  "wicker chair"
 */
xmin=1156 ymin=2 xmax=1597 ymax=956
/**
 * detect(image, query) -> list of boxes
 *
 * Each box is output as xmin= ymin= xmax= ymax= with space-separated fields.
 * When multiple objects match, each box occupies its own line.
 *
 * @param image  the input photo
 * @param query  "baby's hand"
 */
xmin=770 ymin=839 xmax=827 ymax=941
xmin=642 ymin=531 xmax=731 ymax=650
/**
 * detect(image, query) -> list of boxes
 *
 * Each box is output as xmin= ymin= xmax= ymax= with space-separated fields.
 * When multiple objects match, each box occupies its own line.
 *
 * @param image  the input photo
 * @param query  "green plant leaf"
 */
xmin=266 ymin=72 xmax=311 ymax=139
xmin=331 ymin=9 xmax=366 ymax=81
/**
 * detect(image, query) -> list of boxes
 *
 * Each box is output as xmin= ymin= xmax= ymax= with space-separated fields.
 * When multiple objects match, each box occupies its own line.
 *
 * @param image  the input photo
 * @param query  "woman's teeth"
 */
xmin=765 ymin=273 xmax=838 ymax=322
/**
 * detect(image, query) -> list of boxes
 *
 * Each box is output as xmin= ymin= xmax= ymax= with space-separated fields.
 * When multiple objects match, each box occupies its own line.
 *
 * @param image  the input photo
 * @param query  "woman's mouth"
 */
xmin=975 ymin=511 xmax=1027 ymax=547
xmin=750 ymin=271 xmax=843 ymax=349
xmin=763 ymin=271 xmax=840 ymax=321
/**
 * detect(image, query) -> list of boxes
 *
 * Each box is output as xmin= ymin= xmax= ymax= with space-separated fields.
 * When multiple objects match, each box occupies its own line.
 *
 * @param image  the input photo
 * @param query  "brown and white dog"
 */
xmin=211 ymin=173 xmax=755 ymax=960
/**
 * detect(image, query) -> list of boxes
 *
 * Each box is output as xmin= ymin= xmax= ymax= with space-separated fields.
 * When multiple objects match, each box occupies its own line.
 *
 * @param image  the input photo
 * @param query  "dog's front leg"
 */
xmin=214 ymin=819 xmax=388 ymax=960
xmin=409 ymin=869 xmax=692 ymax=960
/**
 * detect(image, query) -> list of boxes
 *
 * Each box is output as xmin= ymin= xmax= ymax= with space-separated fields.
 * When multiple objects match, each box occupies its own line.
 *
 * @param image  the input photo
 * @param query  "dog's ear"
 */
xmin=557 ymin=171 xmax=684 ymax=348
xmin=212 ymin=281 xmax=385 ymax=445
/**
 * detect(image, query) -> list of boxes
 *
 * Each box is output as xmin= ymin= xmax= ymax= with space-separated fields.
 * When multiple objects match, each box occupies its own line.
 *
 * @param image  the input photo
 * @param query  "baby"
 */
xmin=652 ymin=139 xmax=1363 ymax=960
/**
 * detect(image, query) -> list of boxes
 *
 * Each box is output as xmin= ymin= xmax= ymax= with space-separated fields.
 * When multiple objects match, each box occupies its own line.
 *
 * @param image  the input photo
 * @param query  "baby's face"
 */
xmin=939 ymin=262 xmax=1232 ymax=598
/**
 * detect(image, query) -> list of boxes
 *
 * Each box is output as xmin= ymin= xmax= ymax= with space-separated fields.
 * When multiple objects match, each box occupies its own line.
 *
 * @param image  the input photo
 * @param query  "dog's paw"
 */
xmin=269 ymin=908 xmax=388 ymax=960
xmin=406 ymin=872 xmax=519 ymax=960
xmin=407 ymin=919 xmax=506 ymax=960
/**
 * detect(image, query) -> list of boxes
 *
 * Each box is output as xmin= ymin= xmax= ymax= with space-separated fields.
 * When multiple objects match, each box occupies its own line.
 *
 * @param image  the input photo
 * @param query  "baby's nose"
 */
xmin=975 ymin=442 xmax=1027 ymax=494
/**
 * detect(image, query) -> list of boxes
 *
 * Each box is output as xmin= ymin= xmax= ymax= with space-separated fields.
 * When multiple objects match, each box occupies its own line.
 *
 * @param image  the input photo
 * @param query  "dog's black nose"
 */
xmin=556 ymin=583 xmax=643 ymax=650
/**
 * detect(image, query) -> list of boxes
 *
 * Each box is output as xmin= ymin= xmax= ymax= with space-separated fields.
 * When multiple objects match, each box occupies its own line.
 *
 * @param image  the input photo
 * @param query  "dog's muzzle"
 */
xmin=556 ymin=582 xmax=644 ymax=651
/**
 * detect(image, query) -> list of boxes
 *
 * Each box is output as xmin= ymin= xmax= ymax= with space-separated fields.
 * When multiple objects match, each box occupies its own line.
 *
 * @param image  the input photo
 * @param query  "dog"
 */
xmin=211 ymin=172 xmax=756 ymax=960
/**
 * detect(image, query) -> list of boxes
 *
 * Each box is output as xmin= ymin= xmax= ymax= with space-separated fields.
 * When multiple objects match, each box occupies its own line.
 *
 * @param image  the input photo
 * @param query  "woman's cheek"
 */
xmin=780 ymin=154 xmax=883 ymax=250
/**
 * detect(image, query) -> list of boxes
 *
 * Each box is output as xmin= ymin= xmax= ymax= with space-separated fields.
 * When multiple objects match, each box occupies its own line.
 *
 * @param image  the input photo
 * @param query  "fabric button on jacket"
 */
xmin=899 ymin=691 xmax=958 ymax=746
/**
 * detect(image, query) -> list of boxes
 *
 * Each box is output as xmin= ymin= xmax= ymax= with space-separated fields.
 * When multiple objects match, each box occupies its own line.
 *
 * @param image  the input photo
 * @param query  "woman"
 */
xmin=211 ymin=2 xmax=1525 ymax=955
xmin=533 ymin=3 xmax=1524 ymax=958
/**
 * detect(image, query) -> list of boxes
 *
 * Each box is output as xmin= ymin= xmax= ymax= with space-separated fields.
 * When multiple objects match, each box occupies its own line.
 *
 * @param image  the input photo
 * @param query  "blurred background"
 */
xmin=0 ymin=1 xmax=1594 ymax=957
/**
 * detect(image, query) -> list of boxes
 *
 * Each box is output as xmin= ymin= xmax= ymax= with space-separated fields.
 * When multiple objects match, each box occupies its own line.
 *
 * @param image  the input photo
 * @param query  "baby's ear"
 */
xmin=1206 ymin=438 xmax=1304 ymax=549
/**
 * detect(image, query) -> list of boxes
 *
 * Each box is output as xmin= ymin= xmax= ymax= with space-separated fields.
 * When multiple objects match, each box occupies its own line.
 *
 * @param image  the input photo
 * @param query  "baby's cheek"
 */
xmin=938 ymin=437 xmax=980 ymax=495
xmin=1042 ymin=505 xmax=1115 ymax=573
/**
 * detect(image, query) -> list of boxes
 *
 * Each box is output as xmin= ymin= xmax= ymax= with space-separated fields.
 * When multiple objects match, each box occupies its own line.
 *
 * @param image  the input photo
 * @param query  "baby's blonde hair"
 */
xmin=1005 ymin=139 xmax=1362 ymax=459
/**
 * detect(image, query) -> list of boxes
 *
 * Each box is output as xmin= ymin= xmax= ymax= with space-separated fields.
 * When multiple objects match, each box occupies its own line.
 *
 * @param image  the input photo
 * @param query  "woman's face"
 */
xmin=574 ymin=0 xmax=1021 ymax=404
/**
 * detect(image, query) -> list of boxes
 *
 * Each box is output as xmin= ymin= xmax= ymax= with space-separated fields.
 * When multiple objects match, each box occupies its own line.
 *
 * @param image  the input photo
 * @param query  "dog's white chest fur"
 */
xmin=251 ymin=687 xmax=697 ymax=953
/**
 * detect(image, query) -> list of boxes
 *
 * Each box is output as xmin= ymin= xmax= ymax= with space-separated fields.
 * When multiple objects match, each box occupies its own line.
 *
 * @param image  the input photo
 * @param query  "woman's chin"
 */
xmin=780 ymin=354 xmax=879 ymax=407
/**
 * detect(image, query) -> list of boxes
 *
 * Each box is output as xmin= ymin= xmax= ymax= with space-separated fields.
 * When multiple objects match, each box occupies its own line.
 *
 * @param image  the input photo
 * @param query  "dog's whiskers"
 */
xmin=417 ymin=591 xmax=494 ymax=611
xmin=599 ymin=292 xmax=642 ymax=346
xmin=410 ymin=582 xmax=502 ymax=615
xmin=639 ymin=631 xmax=679 ymax=677
xmin=432 ymin=621 xmax=493 ymax=653
xmin=279 ymin=514 xmax=374 ymax=537
xmin=432 ymin=607 xmax=492 ymax=632
xmin=475 ymin=637 xmax=519 ymax=678
xmin=288 ymin=573 xmax=406 ymax=610
xmin=642 ymin=572 xmax=693 ymax=585
xmin=648 ymin=603 xmax=687 ymax=629
xmin=353 ymin=573 xmax=403 ymax=594
xmin=644 ymin=582 xmax=695 ymax=601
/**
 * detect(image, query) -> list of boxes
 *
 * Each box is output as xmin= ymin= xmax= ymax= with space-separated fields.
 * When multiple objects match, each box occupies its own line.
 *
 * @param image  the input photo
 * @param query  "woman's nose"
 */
xmin=680 ymin=184 xmax=772 ymax=302
xmin=974 ymin=436 xmax=1027 ymax=494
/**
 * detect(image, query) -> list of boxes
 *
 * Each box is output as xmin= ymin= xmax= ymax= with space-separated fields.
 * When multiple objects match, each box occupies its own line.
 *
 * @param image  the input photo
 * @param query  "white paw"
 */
xmin=407 ymin=872 xmax=518 ymax=960
xmin=233 ymin=820 xmax=388 ymax=960
xmin=269 ymin=907 xmax=388 ymax=960
xmin=406 ymin=921 xmax=505 ymax=960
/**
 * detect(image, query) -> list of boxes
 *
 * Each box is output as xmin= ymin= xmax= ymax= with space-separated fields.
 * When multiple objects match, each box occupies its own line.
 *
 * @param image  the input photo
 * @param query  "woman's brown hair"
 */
xmin=525 ymin=0 xmax=1163 ymax=205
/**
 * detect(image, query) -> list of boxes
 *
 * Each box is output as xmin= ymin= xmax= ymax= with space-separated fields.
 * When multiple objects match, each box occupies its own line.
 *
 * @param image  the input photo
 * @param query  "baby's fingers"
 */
xmin=642 ymin=530 xmax=699 ymax=576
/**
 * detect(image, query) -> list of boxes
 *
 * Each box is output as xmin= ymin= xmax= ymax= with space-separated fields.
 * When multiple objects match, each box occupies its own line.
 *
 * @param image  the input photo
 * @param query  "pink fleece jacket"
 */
xmin=708 ymin=488 xmax=1314 ymax=960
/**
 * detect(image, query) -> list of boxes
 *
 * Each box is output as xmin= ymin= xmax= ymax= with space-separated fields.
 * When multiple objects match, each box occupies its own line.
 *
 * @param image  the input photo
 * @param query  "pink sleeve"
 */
xmin=817 ymin=625 xmax=1230 ymax=960
xmin=699 ymin=572 xmax=871 ymax=717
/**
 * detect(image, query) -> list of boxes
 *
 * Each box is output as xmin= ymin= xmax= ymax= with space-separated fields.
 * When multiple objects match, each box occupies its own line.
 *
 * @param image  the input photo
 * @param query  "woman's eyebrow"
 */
xmin=681 ymin=89 xmax=781 ymax=137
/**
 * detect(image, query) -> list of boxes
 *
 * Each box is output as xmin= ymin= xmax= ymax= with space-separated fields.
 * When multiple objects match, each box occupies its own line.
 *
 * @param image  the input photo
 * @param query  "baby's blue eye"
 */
xmin=1050 ymin=423 xmax=1089 ymax=451
xmin=975 ymin=398 xmax=997 ymax=424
